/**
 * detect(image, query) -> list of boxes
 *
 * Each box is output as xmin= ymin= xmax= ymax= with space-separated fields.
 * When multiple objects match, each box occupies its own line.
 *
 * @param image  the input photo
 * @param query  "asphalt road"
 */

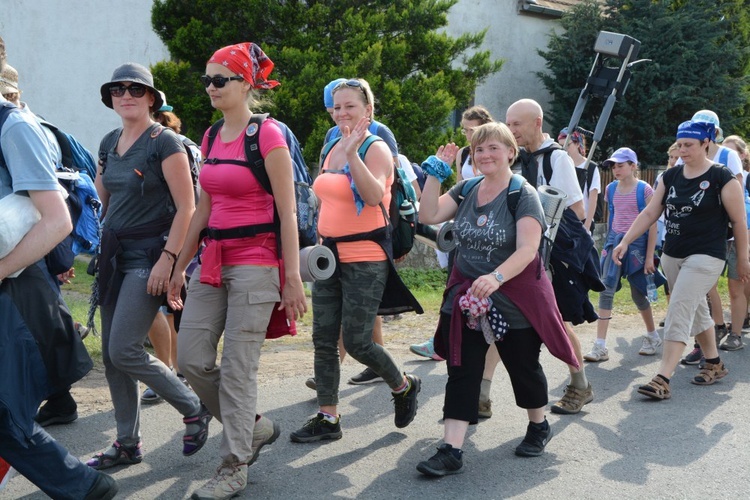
xmin=5 ymin=331 xmax=750 ymax=499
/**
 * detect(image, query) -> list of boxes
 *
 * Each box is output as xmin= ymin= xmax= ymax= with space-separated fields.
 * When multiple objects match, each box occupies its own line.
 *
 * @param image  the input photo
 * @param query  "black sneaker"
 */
xmin=290 ymin=413 xmax=343 ymax=443
xmin=83 ymin=472 xmax=119 ymax=500
xmin=417 ymin=443 xmax=464 ymax=477
xmin=34 ymin=392 xmax=78 ymax=427
xmin=348 ymin=367 xmax=384 ymax=385
xmin=514 ymin=419 xmax=553 ymax=457
xmin=393 ymin=374 xmax=421 ymax=428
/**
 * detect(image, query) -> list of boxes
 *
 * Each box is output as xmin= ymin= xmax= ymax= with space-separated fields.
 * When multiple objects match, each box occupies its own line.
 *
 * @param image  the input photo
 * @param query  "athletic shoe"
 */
xmin=348 ymin=367 xmax=384 ymax=385
xmin=417 ymin=443 xmax=464 ymax=477
xmin=551 ymin=384 xmax=594 ymax=415
xmin=409 ymin=338 xmax=444 ymax=361
xmin=305 ymin=377 xmax=317 ymax=390
xmin=248 ymin=416 xmax=281 ymax=466
xmin=638 ymin=334 xmax=662 ymax=356
xmin=720 ymin=333 xmax=744 ymax=351
xmin=715 ymin=324 xmax=729 ymax=346
xmin=83 ymin=473 xmax=119 ymax=500
xmin=584 ymin=343 xmax=609 ymax=362
xmin=191 ymin=460 xmax=247 ymax=500
xmin=478 ymin=399 xmax=492 ymax=419
xmin=681 ymin=345 xmax=703 ymax=365
xmin=515 ymin=419 xmax=553 ymax=457
xmin=393 ymin=374 xmax=421 ymax=428
xmin=141 ymin=387 xmax=163 ymax=405
xmin=290 ymin=413 xmax=342 ymax=443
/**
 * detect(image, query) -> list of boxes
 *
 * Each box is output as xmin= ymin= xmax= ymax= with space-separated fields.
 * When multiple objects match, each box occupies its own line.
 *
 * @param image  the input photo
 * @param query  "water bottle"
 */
xmin=646 ymin=274 xmax=658 ymax=303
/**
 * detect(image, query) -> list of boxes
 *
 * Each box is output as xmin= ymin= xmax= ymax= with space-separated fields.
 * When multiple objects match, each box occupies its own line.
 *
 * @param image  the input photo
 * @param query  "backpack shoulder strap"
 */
xmin=607 ymin=180 xmax=618 ymax=229
xmin=636 ymin=180 xmax=648 ymax=212
xmin=507 ymin=173 xmax=526 ymax=218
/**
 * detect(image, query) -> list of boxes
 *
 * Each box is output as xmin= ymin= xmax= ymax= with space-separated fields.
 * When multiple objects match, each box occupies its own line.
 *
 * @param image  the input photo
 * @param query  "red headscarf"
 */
xmin=208 ymin=42 xmax=280 ymax=90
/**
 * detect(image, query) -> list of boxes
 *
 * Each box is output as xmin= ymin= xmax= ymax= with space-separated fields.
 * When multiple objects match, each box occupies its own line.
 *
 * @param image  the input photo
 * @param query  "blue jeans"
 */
xmin=0 ymin=422 xmax=97 ymax=499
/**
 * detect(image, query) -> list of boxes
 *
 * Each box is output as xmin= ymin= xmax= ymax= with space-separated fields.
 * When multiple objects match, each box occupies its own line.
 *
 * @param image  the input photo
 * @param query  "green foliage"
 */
xmin=151 ymin=0 xmax=502 ymax=167
xmin=538 ymin=0 xmax=750 ymax=166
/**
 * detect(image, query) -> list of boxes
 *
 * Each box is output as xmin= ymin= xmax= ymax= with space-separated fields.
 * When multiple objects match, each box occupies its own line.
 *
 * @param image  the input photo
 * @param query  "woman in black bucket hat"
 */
xmin=87 ymin=62 xmax=211 ymax=470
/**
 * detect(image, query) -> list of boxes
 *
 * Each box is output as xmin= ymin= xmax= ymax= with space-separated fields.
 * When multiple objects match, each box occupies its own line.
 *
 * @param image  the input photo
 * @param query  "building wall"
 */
xmin=0 ymin=0 xmax=170 ymax=153
xmin=1 ymin=0 xmax=563 ymax=154
xmin=445 ymin=1 xmax=563 ymax=126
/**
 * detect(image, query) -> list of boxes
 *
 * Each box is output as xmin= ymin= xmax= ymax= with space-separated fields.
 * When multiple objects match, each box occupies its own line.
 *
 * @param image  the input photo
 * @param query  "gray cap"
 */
xmin=100 ymin=62 xmax=163 ymax=111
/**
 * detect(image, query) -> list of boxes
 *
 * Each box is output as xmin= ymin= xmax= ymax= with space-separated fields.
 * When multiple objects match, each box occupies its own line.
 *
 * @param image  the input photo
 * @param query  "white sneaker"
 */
xmin=191 ymin=461 xmax=247 ymax=500
xmin=584 ymin=343 xmax=609 ymax=362
xmin=638 ymin=334 xmax=663 ymax=356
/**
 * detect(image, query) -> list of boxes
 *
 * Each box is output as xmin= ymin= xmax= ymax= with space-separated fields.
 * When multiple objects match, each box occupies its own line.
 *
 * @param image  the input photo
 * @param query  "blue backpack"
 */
xmin=0 ymin=102 xmax=102 ymax=270
xmin=205 ymin=114 xmax=319 ymax=248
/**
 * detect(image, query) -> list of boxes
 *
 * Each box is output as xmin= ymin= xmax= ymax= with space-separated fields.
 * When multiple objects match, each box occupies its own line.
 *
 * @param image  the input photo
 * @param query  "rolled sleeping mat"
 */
xmin=299 ymin=244 xmax=336 ymax=282
xmin=415 ymin=221 xmax=456 ymax=253
xmin=537 ymin=184 xmax=567 ymax=244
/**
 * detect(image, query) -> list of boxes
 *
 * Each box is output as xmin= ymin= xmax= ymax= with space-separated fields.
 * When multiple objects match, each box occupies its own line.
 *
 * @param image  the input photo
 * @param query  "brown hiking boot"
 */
xmin=550 ymin=383 xmax=594 ymax=415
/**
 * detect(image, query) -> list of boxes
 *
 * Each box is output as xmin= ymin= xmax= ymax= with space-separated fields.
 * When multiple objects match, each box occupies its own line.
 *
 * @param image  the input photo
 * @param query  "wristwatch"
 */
xmin=491 ymin=271 xmax=504 ymax=285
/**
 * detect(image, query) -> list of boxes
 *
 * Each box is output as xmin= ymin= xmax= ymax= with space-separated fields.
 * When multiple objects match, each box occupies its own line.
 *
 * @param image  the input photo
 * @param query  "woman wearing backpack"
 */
xmin=289 ymin=78 xmax=421 ymax=445
xmin=612 ymin=120 xmax=750 ymax=401
xmin=416 ymin=122 xmax=577 ymax=476
xmin=584 ymin=147 xmax=662 ymax=363
xmin=89 ymin=63 xmax=207 ymax=470
xmin=165 ymin=43 xmax=307 ymax=499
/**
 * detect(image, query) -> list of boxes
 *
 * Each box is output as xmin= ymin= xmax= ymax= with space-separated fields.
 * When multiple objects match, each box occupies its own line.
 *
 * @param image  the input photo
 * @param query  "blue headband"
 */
xmin=676 ymin=120 xmax=716 ymax=142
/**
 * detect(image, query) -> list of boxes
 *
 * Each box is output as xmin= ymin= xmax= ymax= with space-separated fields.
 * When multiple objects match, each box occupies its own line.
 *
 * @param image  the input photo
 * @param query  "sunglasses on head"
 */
xmin=200 ymin=75 xmax=244 ymax=88
xmin=109 ymin=84 xmax=148 ymax=98
xmin=333 ymin=79 xmax=369 ymax=105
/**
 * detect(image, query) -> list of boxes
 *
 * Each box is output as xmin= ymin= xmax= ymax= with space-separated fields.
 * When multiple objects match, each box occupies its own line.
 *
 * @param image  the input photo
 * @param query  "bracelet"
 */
xmin=161 ymin=248 xmax=179 ymax=262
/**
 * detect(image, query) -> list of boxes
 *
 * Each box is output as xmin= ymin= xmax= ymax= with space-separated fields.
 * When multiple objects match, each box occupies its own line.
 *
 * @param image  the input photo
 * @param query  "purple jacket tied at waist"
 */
xmin=435 ymin=254 xmax=578 ymax=369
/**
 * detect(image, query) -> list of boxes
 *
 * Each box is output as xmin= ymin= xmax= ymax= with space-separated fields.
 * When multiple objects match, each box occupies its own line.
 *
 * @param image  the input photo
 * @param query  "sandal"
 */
xmin=86 ymin=440 xmax=143 ymax=470
xmin=637 ymin=376 xmax=671 ymax=400
xmin=691 ymin=361 xmax=728 ymax=386
xmin=183 ymin=403 xmax=212 ymax=456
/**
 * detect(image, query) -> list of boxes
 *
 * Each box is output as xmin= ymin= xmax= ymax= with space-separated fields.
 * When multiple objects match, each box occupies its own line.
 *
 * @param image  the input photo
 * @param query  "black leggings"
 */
xmin=439 ymin=313 xmax=548 ymax=424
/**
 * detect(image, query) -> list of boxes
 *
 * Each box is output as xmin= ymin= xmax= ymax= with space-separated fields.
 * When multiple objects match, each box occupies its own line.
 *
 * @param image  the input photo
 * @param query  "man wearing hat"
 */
xmin=0 ymin=36 xmax=118 ymax=499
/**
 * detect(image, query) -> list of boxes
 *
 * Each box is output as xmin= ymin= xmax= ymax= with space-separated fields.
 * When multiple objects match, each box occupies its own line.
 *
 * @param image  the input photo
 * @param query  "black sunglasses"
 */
xmin=109 ymin=84 xmax=148 ymax=98
xmin=200 ymin=75 xmax=244 ymax=88
xmin=333 ymin=79 xmax=369 ymax=105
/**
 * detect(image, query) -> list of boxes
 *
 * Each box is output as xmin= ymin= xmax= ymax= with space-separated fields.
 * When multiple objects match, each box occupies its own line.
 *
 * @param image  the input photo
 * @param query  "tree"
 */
xmin=538 ymin=0 xmax=749 ymax=166
xmin=150 ymin=0 xmax=502 ymax=167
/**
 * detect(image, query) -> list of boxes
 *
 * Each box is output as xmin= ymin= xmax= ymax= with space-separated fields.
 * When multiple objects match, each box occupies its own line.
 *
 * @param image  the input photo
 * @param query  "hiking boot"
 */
xmin=720 ymin=333 xmax=744 ymax=351
xmin=348 ymin=367 xmax=384 ymax=385
xmin=715 ymin=324 xmax=729 ymax=346
xmin=305 ymin=377 xmax=317 ymax=390
xmin=183 ymin=404 xmax=212 ymax=456
xmin=393 ymin=374 xmax=421 ymax=428
xmin=191 ymin=460 xmax=247 ymax=500
xmin=691 ymin=361 xmax=728 ymax=386
xmin=681 ymin=345 xmax=703 ymax=365
xmin=550 ymin=383 xmax=594 ymax=415
xmin=248 ymin=415 xmax=280 ymax=466
xmin=584 ymin=343 xmax=609 ymax=362
xmin=141 ymin=387 xmax=163 ymax=405
xmin=417 ymin=443 xmax=464 ymax=477
xmin=34 ymin=392 xmax=78 ymax=427
xmin=409 ymin=338 xmax=444 ymax=361
xmin=515 ymin=419 xmax=553 ymax=457
xmin=83 ymin=473 xmax=119 ymax=500
xmin=87 ymin=441 xmax=143 ymax=470
xmin=290 ymin=413 xmax=343 ymax=443
xmin=478 ymin=398 xmax=492 ymax=419
xmin=638 ymin=334 xmax=662 ymax=356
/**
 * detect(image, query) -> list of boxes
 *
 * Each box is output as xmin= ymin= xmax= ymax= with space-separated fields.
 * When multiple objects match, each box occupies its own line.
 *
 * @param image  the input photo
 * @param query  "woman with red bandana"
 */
xmin=167 ymin=43 xmax=306 ymax=499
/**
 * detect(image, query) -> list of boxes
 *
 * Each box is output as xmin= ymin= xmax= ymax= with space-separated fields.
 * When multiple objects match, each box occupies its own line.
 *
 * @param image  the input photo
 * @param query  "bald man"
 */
xmin=506 ymin=98 xmax=593 ymax=415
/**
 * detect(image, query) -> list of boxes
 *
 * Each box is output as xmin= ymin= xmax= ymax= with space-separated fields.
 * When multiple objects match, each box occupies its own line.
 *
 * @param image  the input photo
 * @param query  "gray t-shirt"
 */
xmin=443 ymin=178 xmax=546 ymax=328
xmin=100 ymin=124 xmax=186 ymax=231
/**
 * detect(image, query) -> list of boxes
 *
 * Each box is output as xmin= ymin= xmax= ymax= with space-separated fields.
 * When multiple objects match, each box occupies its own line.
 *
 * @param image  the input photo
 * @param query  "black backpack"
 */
xmin=205 ymin=114 xmax=318 ymax=248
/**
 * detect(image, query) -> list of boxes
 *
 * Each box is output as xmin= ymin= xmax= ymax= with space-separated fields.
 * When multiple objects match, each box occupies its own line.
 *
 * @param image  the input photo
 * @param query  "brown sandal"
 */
xmin=637 ymin=376 xmax=671 ymax=400
xmin=691 ymin=361 xmax=728 ymax=385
